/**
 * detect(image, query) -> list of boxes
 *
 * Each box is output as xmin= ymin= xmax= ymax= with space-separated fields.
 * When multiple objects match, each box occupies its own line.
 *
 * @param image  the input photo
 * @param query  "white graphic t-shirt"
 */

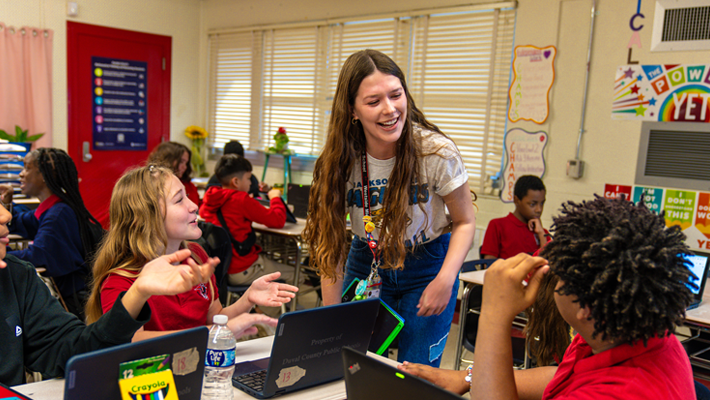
xmin=346 ymin=125 xmax=469 ymax=247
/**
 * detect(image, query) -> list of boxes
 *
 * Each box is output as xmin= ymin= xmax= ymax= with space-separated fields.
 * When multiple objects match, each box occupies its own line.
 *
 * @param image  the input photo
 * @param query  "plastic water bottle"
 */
xmin=203 ymin=314 xmax=236 ymax=400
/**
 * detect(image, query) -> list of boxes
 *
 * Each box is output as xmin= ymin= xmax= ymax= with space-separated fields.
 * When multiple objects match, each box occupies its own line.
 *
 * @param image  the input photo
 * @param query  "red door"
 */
xmin=67 ymin=22 xmax=171 ymax=227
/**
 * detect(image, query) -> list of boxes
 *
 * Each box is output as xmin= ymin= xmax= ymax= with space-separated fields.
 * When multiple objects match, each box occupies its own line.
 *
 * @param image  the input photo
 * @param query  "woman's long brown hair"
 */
xmin=303 ymin=49 xmax=448 ymax=282
xmin=525 ymin=273 xmax=571 ymax=366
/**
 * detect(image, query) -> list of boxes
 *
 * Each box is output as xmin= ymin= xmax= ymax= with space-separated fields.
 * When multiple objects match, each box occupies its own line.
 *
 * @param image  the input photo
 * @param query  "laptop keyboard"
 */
xmin=234 ymin=369 xmax=267 ymax=392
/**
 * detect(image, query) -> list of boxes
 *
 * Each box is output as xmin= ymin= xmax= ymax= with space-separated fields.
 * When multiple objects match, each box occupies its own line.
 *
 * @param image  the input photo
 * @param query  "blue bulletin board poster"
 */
xmin=632 ymin=186 xmax=664 ymax=214
xmin=92 ymin=57 xmax=148 ymax=150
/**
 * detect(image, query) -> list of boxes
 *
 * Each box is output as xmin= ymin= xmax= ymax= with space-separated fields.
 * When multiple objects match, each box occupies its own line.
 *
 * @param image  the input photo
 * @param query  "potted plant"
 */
xmin=184 ymin=125 xmax=209 ymax=177
xmin=0 ymin=126 xmax=45 ymax=151
xmin=268 ymin=127 xmax=293 ymax=155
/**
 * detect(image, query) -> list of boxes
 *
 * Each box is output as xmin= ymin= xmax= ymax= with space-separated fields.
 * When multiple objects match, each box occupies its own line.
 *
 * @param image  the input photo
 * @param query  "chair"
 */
xmin=196 ymin=221 xmax=233 ymax=306
xmin=456 ymin=258 xmax=528 ymax=370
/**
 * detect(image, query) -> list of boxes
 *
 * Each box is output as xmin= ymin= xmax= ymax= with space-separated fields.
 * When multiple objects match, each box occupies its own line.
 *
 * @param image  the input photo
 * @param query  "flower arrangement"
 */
xmin=268 ymin=127 xmax=292 ymax=155
xmin=184 ymin=125 xmax=209 ymax=177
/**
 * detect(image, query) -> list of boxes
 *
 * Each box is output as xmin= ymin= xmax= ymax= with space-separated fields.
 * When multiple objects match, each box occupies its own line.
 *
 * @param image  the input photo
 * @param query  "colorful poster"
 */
xmin=663 ymin=189 xmax=696 ymax=229
xmin=612 ymin=64 xmax=710 ymax=122
xmin=694 ymin=193 xmax=710 ymax=250
xmin=632 ymin=186 xmax=664 ymax=213
xmin=508 ymin=45 xmax=557 ymax=124
xmin=500 ymin=128 xmax=547 ymax=203
xmin=92 ymin=56 xmax=148 ymax=150
xmin=603 ymin=184 xmax=632 ymax=201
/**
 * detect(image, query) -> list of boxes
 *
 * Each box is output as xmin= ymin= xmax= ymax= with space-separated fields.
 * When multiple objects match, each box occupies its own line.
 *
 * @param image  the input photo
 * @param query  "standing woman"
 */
xmin=303 ymin=49 xmax=476 ymax=366
xmin=147 ymin=142 xmax=201 ymax=206
xmin=0 ymin=148 xmax=103 ymax=319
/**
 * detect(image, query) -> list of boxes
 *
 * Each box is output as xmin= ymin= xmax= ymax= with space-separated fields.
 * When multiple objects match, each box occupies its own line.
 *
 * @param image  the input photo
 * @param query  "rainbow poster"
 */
xmin=612 ymin=64 xmax=710 ymax=122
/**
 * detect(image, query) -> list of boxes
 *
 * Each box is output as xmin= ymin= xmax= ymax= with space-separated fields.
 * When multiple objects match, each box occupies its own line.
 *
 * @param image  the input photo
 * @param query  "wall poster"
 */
xmin=92 ymin=56 xmax=148 ymax=150
xmin=501 ymin=128 xmax=547 ymax=203
xmin=612 ymin=64 xmax=710 ymax=122
xmin=508 ymin=45 xmax=557 ymax=124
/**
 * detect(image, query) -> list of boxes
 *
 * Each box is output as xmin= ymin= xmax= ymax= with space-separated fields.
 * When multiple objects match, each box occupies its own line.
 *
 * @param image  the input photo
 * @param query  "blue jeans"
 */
xmin=344 ymin=233 xmax=458 ymax=367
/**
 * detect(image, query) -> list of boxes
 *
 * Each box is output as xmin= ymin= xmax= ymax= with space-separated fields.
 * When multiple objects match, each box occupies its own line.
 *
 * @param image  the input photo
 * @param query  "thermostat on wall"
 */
xmin=567 ymin=159 xmax=584 ymax=179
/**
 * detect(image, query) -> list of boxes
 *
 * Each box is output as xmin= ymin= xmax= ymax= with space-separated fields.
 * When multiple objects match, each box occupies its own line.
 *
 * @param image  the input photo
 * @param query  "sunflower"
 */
xmin=184 ymin=125 xmax=208 ymax=140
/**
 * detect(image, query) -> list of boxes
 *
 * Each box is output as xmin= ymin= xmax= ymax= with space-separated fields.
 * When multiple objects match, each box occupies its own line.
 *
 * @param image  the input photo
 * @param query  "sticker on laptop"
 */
xmin=172 ymin=347 xmax=199 ymax=376
xmin=275 ymin=365 xmax=306 ymax=388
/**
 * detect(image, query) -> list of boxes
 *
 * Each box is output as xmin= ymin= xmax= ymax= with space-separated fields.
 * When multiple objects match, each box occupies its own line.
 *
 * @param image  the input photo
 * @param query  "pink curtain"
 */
xmin=0 ymin=23 xmax=53 ymax=149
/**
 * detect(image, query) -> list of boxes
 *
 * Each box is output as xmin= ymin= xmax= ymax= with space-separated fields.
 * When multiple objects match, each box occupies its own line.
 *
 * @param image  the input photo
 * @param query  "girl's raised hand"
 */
xmin=226 ymin=313 xmax=278 ymax=338
xmin=134 ymin=249 xmax=219 ymax=298
xmin=246 ymin=271 xmax=299 ymax=307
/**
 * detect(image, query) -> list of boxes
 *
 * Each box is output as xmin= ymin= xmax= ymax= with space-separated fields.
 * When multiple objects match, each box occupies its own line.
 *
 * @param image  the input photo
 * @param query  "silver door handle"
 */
xmin=83 ymin=141 xmax=92 ymax=162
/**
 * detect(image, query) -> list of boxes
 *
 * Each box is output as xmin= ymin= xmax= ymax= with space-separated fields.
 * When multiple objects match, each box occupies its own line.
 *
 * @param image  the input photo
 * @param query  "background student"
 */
xmin=480 ymin=175 xmax=549 ymax=259
xmin=200 ymin=154 xmax=294 ymax=286
xmin=0 ymin=197 xmax=217 ymax=386
xmin=303 ymin=49 xmax=476 ymax=366
xmin=147 ymin=141 xmax=201 ymax=206
xmin=0 ymin=148 xmax=103 ymax=320
xmin=85 ymin=165 xmax=297 ymax=341
xmin=207 ymin=140 xmax=269 ymax=197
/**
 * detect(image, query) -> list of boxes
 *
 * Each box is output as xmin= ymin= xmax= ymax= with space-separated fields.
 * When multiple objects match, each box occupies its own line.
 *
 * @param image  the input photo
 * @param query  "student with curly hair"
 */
xmin=147 ymin=142 xmax=201 ymax=205
xmin=303 ymin=49 xmax=476 ymax=366
xmin=401 ymin=196 xmax=695 ymax=399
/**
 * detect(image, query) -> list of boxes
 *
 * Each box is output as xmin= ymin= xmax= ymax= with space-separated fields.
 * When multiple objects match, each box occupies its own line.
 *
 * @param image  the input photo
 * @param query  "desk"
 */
xmin=253 ymin=218 xmax=308 ymax=310
xmin=13 ymin=336 xmax=395 ymax=400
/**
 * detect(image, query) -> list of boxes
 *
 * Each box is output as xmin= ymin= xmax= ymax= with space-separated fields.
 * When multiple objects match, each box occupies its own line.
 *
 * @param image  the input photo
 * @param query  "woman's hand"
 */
xmin=246 ymin=271 xmax=299 ymax=307
xmin=226 ymin=313 xmax=278 ymax=338
xmin=133 ymin=249 xmax=218 ymax=298
xmin=0 ymin=184 xmax=13 ymax=205
xmin=416 ymin=276 xmax=454 ymax=317
xmin=398 ymin=362 xmax=470 ymax=395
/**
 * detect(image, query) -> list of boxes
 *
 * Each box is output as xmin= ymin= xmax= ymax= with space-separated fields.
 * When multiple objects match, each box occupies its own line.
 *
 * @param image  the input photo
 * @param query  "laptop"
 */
xmin=287 ymin=184 xmax=311 ymax=219
xmin=256 ymin=196 xmax=297 ymax=223
xmin=232 ymin=298 xmax=380 ymax=399
xmin=342 ymin=347 xmax=461 ymax=400
xmin=684 ymin=251 xmax=710 ymax=310
xmin=64 ymin=327 xmax=208 ymax=400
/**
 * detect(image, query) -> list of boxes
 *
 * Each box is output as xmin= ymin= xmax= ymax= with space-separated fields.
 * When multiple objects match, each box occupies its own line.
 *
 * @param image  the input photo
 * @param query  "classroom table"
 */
xmin=454 ymin=270 xmax=486 ymax=370
xmin=12 ymin=336 xmax=396 ymax=400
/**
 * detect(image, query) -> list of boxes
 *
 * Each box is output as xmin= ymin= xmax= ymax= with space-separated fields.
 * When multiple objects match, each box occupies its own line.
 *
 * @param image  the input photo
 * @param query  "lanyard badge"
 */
xmin=354 ymin=152 xmax=381 ymax=300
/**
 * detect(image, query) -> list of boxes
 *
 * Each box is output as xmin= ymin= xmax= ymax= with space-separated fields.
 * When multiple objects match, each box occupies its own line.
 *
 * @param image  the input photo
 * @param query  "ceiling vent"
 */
xmin=651 ymin=0 xmax=710 ymax=51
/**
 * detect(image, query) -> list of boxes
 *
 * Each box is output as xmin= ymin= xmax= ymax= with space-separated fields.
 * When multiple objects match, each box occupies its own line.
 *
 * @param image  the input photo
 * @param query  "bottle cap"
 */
xmin=213 ymin=314 xmax=228 ymax=325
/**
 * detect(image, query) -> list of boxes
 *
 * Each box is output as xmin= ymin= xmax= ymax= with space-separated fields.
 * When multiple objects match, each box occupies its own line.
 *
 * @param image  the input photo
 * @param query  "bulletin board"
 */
xmin=501 ymin=128 xmax=548 ymax=203
xmin=508 ymin=45 xmax=557 ymax=124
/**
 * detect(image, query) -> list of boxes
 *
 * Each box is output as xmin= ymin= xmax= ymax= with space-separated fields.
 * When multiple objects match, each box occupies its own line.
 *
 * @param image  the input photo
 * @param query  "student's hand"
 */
xmin=246 ymin=271 xmax=299 ymax=307
xmin=528 ymin=218 xmax=545 ymax=235
xmin=398 ymin=362 xmax=470 ymax=395
xmin=267 ymin=189 xmax=282 ymax=200
xmin=416 ymin=276 xmax=454 ymax=317
xmin=259 ymin=182 xmax=271 ymax=192
xmin=482 ymin=253 xmax=548 ymax=321
xmin=0 ymin=184 xmax=13 ymax=204
xmin=226 ymin=313 xmax=278 ymax=338
xmin=133 ymin=249 xmax=218 ymax=298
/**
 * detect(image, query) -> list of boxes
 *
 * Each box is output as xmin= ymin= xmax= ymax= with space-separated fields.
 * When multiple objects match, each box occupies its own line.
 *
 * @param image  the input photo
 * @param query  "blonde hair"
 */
xmin=85 ymin=165 xmax=211 ymax=324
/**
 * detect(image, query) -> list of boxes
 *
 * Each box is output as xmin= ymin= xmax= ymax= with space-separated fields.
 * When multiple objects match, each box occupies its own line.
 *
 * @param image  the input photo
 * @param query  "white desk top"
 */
xmin=459 ymin=269 xmax=710 ymax=328
xmin=252 ymin=218 xmax=306 ymax=237
xmin=13 ymin=336 xmax=395 ymax=400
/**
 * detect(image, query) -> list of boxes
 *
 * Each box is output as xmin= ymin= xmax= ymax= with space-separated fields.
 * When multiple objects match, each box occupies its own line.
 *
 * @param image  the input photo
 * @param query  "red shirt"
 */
xmin=543 ymin=334 xmax=695 ymax=400
xmin=199 ymin=186 xmax=286 ymax=274
xmin=99 ymin=243 xmax=218 ymax=331
xmin=183 ymin=179 xmax=201 ymax=207
xmin=480 ymin=213 xmax=549 ymax=259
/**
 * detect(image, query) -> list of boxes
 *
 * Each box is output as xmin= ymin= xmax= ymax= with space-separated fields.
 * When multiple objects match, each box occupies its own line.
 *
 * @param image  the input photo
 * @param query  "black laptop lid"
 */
xmin=684 ymin=251 xmax=710 ymax=309
xmin=64 ymin=327 xmax=208 ymax=400
xmin=342 ymin=347 xmax=461 ymax=400
xmin=287 ymin=184 xmax=310 ymax=219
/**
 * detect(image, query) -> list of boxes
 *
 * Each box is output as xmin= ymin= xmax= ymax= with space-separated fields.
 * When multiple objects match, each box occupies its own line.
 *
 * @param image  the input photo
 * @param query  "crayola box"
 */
xmin=119 ymin=369 xmax=179 ymax=400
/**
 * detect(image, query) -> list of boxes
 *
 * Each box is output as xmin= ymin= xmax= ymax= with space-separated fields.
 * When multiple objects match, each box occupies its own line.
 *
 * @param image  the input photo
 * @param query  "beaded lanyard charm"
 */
xmin=354 ymin=152 xmax=381 ymax=300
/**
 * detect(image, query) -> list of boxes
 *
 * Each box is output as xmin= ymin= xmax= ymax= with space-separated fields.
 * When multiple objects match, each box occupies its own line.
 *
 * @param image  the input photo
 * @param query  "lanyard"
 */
xmin=360 ymin=152 xmax=379 ymax=264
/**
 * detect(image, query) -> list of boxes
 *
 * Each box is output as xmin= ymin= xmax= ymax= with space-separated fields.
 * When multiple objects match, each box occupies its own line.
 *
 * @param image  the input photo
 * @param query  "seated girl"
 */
xmin=0 ymin=148 xmax=103 ymax=320
xmin=147 ymin=141 xmax=201 ymax=206
xmin=85 ymin=165 xmax=298 ymax=341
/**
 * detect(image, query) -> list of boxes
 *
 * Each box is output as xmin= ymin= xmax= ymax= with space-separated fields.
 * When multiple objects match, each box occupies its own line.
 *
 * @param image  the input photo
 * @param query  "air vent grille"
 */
xmin=645 ymin=130 xmax=710 ymax=181
xmin=662 ymin=6 xmax=710 ymax=42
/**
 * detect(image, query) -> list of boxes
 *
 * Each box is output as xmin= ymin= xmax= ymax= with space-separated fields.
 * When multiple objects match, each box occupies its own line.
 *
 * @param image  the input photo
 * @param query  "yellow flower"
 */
xmin=184 ymin=125 xmax=208 ymax=140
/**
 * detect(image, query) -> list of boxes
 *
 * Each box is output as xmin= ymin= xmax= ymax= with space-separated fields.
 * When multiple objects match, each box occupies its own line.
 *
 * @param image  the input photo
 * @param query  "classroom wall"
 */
xmin=201 ymin=0 xmax=710 ymax=231
xmin=0 ymin=0 xmax=202 ymax=150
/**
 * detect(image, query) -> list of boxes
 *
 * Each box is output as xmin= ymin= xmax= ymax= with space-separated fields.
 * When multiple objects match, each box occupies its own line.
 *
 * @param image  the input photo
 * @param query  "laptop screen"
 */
xmin=684 ymin=252 xmax=709 ymax=295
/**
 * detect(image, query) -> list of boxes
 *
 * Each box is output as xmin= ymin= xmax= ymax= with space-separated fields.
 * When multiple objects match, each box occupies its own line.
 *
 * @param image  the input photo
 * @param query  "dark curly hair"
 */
xmin=540 ymin=195 xmax=693 ymax=345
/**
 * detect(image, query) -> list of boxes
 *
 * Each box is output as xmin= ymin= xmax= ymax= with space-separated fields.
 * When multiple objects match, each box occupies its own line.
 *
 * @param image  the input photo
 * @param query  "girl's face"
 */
xmin=351 ymin=70 xmax=407 ymax=159
xmin=174 ymin=151 xmax=190 ymax=179
xmin=19 ymin=154 xmax=47 ymax=197
xmin=164 ymin=175 xmax=201 ymax=249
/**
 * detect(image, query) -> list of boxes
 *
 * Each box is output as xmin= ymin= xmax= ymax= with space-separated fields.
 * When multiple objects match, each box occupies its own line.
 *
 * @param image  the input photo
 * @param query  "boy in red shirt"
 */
xmin=481 ymin=175 xmax=549 ymax=259
xmin=200 ymin=154 xmax=294 ymax=286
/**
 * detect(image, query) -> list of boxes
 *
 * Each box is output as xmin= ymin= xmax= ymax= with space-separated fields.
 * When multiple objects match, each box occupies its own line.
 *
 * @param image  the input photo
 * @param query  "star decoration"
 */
xmin=635 ymin=104 xmax=648 ymax=116
xmin=638 ymin=94 xmax=645 ymax=101
xmin=630 ymin=85 xmax=640 ymax=94
xmin=637 ymin=75 xmax=643 ymax=82
xmin=648 ymin=98 xmax=657 ymax=106
xmin=624 ymin=68 xmax=635 ymax=79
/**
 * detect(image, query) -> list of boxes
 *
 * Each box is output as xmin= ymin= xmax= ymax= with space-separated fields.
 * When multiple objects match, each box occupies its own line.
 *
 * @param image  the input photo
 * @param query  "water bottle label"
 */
xmin=205 ymin=347 xmax=236 ymax=367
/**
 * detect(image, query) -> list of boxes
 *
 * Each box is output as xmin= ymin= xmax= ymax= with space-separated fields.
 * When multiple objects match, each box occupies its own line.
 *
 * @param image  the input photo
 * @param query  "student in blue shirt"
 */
xmin=0 ymin=148 xmax=103 ymax=320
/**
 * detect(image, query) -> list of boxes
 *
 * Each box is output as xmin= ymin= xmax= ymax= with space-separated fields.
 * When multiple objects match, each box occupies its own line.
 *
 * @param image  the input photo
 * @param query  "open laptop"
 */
xmin=256 ymin=196 xmax=297 ymax=223
xmin=342 ymin=347 xmax=461 ymax=400
xmin=684 ymin=251 xmax=710 ymax=310
xmin=64 ymin=327 xmax=208 ymax=400
xmin=287 ymin=184 xmax=310 ymax=219
xmin=232 ymin=298 xmax=379 ymax=399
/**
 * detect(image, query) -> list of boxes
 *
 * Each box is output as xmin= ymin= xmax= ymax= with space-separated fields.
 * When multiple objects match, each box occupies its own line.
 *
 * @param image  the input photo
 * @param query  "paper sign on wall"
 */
xmin=603 ymin=184 xmax=632 ymax=201
xmin=632 ymin=186 xmax=664 ymax=214
xmin=611 ymin=64 xmax=710 ymax=122
xmin=500 ymin=128 xmax=547 ymax=203
xmin=508 ymin=45 xmax=557 ymax=124
xmin=663 ymin=189 xmax=696 ymax=229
